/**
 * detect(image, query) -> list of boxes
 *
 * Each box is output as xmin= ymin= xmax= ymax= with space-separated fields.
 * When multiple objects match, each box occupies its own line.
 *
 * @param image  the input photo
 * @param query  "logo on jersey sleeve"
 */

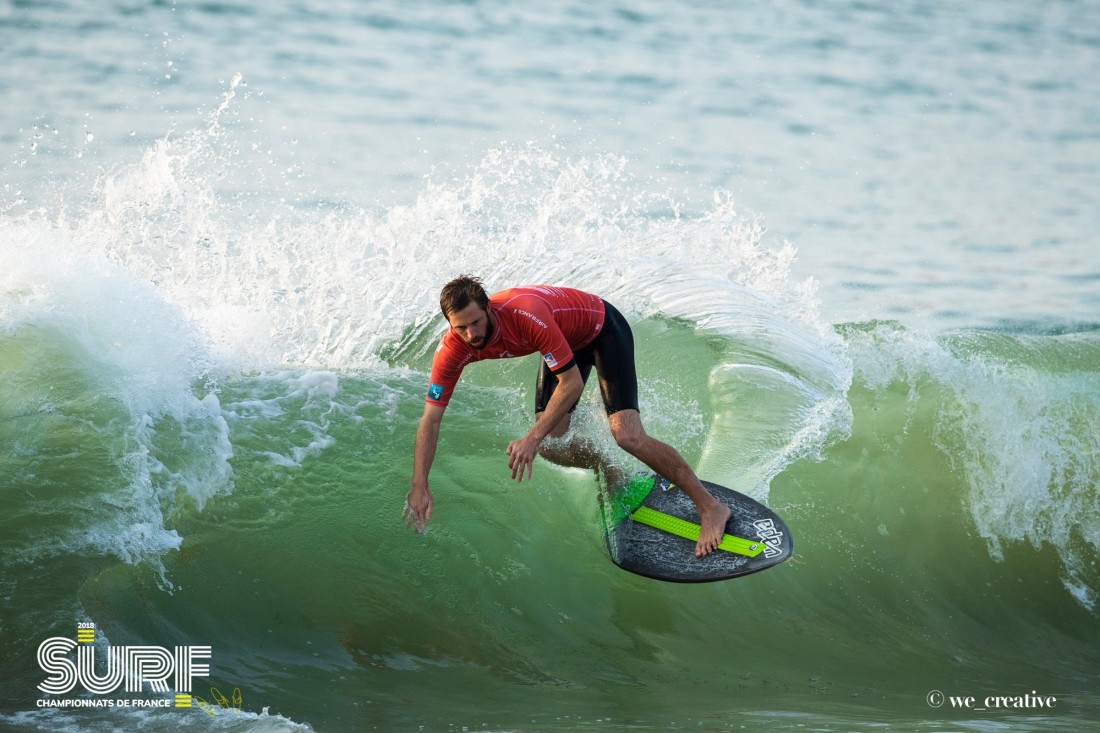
xmin=428 ymin=384 xmax=444 ymax=401
xmin=543 ymin=353 xmax=558 ymax=369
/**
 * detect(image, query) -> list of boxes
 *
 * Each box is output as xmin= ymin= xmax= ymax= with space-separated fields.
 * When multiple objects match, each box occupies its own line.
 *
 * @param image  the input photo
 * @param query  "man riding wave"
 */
xmin=405 ymin=275 xmax=730 ymax=557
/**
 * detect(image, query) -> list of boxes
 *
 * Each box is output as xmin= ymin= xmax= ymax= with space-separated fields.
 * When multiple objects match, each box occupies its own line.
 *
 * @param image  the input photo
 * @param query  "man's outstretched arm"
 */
xmin=407 ymin=402 xmax=445 ymax=532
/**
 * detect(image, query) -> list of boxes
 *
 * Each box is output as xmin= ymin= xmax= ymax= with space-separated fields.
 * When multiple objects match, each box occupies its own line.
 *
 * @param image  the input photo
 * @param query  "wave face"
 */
xmin=2 ymin=135 xmax=1099 ymax=732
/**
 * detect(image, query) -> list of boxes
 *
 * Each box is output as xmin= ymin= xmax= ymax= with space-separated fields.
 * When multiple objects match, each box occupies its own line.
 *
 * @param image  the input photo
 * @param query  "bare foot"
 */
xmin=696 ymin=500 xmax=732 ymax=557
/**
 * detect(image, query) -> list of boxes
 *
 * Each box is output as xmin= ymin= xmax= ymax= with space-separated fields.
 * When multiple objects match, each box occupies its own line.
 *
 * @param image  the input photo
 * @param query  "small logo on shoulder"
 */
xmin=543 ymin=353 xmax=558 ymax=369
xmin=428 ymin=384 xmax=444 ymax=401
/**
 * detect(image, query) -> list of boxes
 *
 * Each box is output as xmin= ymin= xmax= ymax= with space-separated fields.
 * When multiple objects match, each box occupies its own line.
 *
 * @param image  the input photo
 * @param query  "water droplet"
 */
xmin=85 ymin=131 xmax=94 ymax=143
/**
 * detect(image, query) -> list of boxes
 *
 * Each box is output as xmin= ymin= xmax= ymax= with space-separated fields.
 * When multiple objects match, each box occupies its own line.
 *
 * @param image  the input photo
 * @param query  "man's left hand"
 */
xmin=506 ymin=434 xmax=541 ymax=481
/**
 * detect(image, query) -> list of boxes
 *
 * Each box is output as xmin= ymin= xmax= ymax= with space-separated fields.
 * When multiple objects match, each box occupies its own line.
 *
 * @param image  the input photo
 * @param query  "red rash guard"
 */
xmin=426 ymin=286 xmax=606 ymax=408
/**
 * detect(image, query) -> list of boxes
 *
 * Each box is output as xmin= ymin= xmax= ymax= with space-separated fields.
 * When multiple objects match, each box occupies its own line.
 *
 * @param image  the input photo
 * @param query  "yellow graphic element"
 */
xmin=211 ymin=687 xmax=230 ymax=708
xmin=194 ymin=697 xmax=217 ymax=718
xmin=76 ymin=629 xmax=95 ymax=643
xmin=174 ymin=694 xmax=192 ymax=708
xmin=194 ymin=687 xmax=243 ymax=717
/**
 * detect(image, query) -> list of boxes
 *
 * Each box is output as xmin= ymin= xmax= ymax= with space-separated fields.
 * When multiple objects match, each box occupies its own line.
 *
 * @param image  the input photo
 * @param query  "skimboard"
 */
xmin=600 ymin=474 xmax=793 ymax=582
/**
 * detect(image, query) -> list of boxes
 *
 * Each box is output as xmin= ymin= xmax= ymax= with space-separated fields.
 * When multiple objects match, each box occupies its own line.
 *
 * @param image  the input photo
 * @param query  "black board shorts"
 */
xmin=534 ymin=300 xmax=639 ymax=416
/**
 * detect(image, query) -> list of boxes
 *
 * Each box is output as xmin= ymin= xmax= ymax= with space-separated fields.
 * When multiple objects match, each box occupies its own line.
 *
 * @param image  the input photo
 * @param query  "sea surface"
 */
xmin=1 ymin=1 xmax=1098 ymax=731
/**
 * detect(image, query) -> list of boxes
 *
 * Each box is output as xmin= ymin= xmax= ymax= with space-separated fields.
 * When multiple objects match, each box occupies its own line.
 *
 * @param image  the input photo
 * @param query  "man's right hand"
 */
xmin=404 ymin=484 xmax=434 ymax=533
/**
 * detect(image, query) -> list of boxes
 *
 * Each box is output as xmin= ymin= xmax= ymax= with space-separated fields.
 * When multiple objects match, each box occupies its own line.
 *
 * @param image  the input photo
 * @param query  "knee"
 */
xmin=611 ymin=424 xmax=644 ymax=455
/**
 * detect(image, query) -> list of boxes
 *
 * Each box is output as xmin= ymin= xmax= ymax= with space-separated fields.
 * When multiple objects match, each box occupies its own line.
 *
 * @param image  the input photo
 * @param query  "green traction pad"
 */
xmin=629 ymin=505 xmax=765 ymax=557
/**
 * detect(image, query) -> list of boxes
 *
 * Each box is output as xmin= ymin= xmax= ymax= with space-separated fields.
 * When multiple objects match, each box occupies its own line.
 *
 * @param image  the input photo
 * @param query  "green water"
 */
xmin=3 ymin=318 xmax=1099 ymax=732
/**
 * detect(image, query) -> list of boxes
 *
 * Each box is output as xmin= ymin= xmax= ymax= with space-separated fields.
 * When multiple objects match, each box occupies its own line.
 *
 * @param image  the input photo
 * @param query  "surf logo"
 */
xmin=36 ymin=624 xmax=211 ymax=706
xmin=752 ymin=519 xmax=785 ymax=558
xmin=428 ymin=383 xmax=444 ymax=401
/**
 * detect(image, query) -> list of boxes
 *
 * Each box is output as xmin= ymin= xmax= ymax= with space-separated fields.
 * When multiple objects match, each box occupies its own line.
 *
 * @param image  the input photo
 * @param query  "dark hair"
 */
xmin=440 ymin=275 xmax=489 ymax=318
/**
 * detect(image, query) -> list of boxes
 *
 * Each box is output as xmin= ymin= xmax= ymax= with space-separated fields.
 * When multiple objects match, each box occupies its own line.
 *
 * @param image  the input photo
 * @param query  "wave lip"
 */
xmin=846 ymin=321 xmax=1100 ymax=611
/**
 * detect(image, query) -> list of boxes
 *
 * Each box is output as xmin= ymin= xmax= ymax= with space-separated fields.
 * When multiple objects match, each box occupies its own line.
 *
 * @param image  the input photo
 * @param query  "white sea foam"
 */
xmin=0 ymin=705 xmax=315 ymax=733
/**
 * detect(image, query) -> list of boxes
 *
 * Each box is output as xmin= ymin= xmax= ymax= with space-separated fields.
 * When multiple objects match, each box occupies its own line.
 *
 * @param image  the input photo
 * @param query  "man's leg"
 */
xmin=532 ymin=409 xmax=629 ymax=490
xmin=608 ymin=409 xmax=731 ymax=557
xmin=536 ymin=411 xmax=595 ymax=467
xmin=533 ymin=345 xmax=608 ymax=470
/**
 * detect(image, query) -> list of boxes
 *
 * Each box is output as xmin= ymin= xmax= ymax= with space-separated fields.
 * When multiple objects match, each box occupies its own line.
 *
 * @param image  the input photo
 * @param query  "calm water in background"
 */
xmin=4 ymin=0 xmax=1099 ymax=327
xmin=2 ymin=2 xmax=1099 ymax=732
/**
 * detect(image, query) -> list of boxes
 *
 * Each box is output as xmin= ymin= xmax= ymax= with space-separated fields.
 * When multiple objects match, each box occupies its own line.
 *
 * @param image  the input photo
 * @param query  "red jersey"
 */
xmin=426 ymin=286 xmax=606 ymax=407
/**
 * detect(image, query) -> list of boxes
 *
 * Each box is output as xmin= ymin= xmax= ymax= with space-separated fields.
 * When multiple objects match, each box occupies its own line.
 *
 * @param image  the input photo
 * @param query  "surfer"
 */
xmin=405 ymin=275 xmax=731 ymax=557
